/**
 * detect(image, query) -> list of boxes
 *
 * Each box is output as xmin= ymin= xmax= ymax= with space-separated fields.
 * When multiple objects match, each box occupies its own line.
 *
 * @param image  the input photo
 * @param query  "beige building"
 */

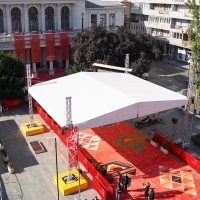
xmin=130 ymin=0 xmax=193 ymax=62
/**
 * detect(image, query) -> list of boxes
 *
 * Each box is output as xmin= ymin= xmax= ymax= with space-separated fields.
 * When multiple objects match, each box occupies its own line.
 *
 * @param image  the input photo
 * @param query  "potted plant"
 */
xmin=160 ymin=143 xmax=169 ymax=154
xmin=150 ymin=137 xmax=159 ymax=147
xmin=0 ymin=141 xmax=4 ymax=150
xmin=7 ymin=161 xmax=14 ymax=174
xmin=1 ymin=150 xmax=9 ymax=162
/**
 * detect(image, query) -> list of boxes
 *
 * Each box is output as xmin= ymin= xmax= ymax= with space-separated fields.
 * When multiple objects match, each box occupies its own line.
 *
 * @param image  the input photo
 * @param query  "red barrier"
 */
xmin=43 ymin=112 xmax=51 ymax=128
xmin=168 ymin=142 xmax=183 ymax=160
xmin=79 ymin=152 xmax=114 ymax=198
xmin=181 ymin=151 xmax=200 ymax=173
xmin=79 ymin=152 xmax=88 ymax=171
xmin=2 ymin=99 xmax=20 ymax=108
xmin=92 ymin=177 xmax=106 ymax=200
xmin=154 ymin=132 xmax=200 ymax=174
xmin=95 ymin=172 xmax=114 ymax=198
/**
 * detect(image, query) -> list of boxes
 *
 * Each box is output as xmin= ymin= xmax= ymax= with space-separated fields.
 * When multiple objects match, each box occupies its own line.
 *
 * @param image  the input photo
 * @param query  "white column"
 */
xmin=32 ymin=63 xmax=38 ymax=77
xmin=41 ymin=4 xmax=45 ymax=32
xmin=57 ymin=3 xmax=61 ymax=31
xmin=97 ymin=13 xmax=100 ymax=25
xmin=3 ymin=5 xmax=6 ymax=33
xmin=24 ymin=4 xmax=29 ymax=33
xmin=32 ymin=63 xmax=37 ymax=72
xmin=49 ymin=61 xmax=54 ymax=75
xmin=106 ymin=12 xmax=109 ymax=30
xmin=6 ymin=4 xmax=11 ymax=34
xmin=88 ymin=12 xmax=91 ymax=28
xmin=70 ymin=5 xmax=73 ymax=29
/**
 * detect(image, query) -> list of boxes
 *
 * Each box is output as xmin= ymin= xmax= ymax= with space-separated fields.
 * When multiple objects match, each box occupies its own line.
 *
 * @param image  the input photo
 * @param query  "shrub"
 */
xmin=1 ymin=150 xmax=7 ymax=157
xmin=161 ymin=143 xmax=169 ymax=150
xmin=7 ymin=161 xmax=13 ymax=169
xmin=151 ymin=137 xmax=158 ymax=143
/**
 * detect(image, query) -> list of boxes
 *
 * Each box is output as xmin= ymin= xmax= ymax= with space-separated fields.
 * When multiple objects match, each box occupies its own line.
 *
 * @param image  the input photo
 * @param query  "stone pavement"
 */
xmin=0 ymin=103 xmax=100 ymax=200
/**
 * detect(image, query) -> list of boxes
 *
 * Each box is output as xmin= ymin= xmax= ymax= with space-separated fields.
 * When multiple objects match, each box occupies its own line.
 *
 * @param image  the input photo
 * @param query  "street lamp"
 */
xmin=82 ymin=13 xmax=84 ymax=31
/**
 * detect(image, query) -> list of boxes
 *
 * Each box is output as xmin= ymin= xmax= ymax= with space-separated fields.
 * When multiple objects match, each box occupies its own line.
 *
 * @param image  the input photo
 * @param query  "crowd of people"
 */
xmin=115 ymin=175 xmax=155 ymax=200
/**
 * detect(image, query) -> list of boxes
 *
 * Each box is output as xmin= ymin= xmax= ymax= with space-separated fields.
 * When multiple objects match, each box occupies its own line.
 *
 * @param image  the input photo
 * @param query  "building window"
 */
xmin=0 ymin=9 xmax=3 ymax=33
xmin=61 ymin=6 xmax=69 ymax=30
xmin=11 ymin=7 xmax=22 ymax=33
xmin=91 ymin=14 xmax=97 ymax=27
xmin=29 ymin=7 xmax=38 ymax=32
xmin=109 ymin=14 xmax=115 ymax=26
xmin=100 ymin=14 xmax=106 ymax=26
xmin=45 ymin=7 xmax=54 ymax=31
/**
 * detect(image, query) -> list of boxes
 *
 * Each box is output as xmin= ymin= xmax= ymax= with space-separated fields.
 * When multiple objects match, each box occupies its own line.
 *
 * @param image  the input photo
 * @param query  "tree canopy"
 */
xmin=0 ymin=52 xmax=25 ymax=99
xmin=71 ymin=26 xmax=164 ymax=76
xmin=185 ymin=0 xmax=200 ymax=98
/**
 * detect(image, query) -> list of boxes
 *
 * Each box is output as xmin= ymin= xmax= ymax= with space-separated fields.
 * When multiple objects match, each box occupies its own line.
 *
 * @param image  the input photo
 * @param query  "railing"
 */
xmin=170 ymin=24 xmax=189 ymax=30
xmin=159 ymin=10 xmax=170 ymax=14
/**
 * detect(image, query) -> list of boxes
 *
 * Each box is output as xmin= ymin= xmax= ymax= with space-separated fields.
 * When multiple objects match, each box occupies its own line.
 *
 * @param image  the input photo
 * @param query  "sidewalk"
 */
xmin=0 ymin=103 xmax=100 ymax=200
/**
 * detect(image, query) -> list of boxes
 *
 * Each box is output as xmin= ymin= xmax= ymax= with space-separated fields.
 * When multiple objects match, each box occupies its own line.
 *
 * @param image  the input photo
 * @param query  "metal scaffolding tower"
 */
xmin=125 ymin=54 xmax=129 ymax=74
xmin=181 ymin=71 xmax=193 ymax=147
xmin=66 ymin=97 xmax=73 ymax=129
xmin=26 ymin=64 xmax=34 ymax=128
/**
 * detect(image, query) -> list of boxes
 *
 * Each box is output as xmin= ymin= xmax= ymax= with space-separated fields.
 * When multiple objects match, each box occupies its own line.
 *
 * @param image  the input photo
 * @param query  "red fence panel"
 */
xmin=92 ymin=177 xmax=107 ymax=200
xmin=2 ymin=99 xmax=20 ymax=108
xmin=154 ymin=132 xmax=200 ymax=173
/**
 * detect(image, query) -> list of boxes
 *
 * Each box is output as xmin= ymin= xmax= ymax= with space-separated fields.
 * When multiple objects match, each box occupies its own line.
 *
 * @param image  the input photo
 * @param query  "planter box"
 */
xmin=160 ymin=146 xmax=169 ymax=155
xmin=3 ymin=156 xmax=9 ymax=162
xmin=8 ymin=167 xmax=14 ymax=174
xmin=150 ymin=140 xmax=159 ymax=147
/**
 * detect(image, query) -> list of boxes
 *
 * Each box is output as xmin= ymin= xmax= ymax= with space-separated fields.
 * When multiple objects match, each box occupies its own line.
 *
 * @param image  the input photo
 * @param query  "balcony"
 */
xmin=152 ymin=34 xmax=190 ymax=47
xmin=159 ymin=10 xmax=170 ymax=15
xmin=170 ymin=24 xmax=189 ymax=32
xmin=131 ymin=0 xmax=188 ymax=4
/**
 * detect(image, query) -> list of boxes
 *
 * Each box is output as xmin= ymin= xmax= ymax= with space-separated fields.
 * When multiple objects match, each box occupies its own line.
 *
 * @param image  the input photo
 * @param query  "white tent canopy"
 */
xmin=29 ymin=72 xmax=188 ymax=130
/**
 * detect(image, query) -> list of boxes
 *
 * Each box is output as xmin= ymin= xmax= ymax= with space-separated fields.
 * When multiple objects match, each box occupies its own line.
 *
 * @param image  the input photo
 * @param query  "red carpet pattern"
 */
xmin=80 ymin=122 xmax=200 ymax=200
xmin=159 ymin=165 xmax=197 ymax=196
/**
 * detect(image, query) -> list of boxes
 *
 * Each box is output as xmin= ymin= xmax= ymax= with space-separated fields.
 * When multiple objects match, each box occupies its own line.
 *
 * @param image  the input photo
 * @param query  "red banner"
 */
xmin=45 ymin=33 xmax=55 ymax=61
xmin=30 ymin=34 xmax=41 ymax=63
xmin=59 ymin=32 xmax=69 ymax=60
xmin=66 ymin=127 xmax=78 ymax=168
xmin=14 ymin=35 xmax=26 ymax=63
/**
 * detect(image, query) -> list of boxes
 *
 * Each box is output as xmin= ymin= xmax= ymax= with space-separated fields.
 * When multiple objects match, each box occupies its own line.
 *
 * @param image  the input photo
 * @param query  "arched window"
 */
xmin=29 ymin=7 xmax=38 ymax=32
xmin=11 ymin=7 xmax=22 ymax=33
xmin=45 ymin=7 xmax=54 ymax=31
xmin=0 ymin=9 xmax=4 ymax=33
xmin=61 ymin=6 xmax=69 ymax=30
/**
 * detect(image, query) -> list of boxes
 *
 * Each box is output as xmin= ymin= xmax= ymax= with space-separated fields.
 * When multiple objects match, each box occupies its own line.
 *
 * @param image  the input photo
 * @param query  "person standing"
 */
xmin=148 ymin=188 xmax=155 ymax=200
xmin=115 ymin=183 xmax=123 ymax=200
xmin=122 ymin=174 xmax=129 ymax=193
xmin=143 ymin=181 xmax=150 ymax=199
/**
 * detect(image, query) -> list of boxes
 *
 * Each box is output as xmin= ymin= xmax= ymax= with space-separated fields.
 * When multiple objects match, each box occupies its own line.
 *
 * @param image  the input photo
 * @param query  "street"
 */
xmin=149 ymin=58 xmax=189 ymax=93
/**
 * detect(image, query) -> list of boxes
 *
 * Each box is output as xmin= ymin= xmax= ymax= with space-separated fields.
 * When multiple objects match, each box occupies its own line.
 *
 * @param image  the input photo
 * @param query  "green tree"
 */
xmin=0 ymin=52 xmax=25 ymax=99
xmin=71 ymin=26 xmax=164 ymax=77
xmin=185 ymin=0 xmax=200 ymax=99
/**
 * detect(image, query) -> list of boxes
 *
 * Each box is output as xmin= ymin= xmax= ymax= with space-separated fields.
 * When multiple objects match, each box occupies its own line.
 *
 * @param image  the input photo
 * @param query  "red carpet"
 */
xmin=79 ymin=122 xmax=200 ymax=200
xmin=31 ymin=69 xmax=67 ymax=84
